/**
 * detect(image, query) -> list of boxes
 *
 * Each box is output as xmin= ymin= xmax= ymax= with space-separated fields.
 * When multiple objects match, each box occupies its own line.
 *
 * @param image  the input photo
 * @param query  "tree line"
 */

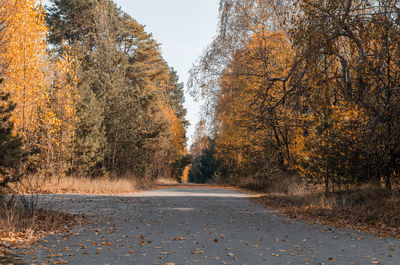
xmin=189 ymin=0 xmax=400 ymax=192
xmin=0 ymin=0 xmax=188 ymax=189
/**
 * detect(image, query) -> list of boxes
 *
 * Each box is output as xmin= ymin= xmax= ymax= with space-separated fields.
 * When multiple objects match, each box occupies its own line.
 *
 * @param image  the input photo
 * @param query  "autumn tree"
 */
xmin=46 ymin=46 xmax=79 ymax=175
xmin=289 ymin=0 xmax=400 ymax=190
xmin=0 ymin=0 xmax=72 ymax=176
xmin=191 ymin=0 xmax=400 ymax=192
xmin=0 ymin=1 xmax=23 ymax=189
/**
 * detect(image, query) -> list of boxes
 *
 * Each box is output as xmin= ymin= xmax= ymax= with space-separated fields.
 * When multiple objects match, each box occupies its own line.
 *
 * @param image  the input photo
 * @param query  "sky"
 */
xmin=113 ymin=0 xmax=220 ymax=146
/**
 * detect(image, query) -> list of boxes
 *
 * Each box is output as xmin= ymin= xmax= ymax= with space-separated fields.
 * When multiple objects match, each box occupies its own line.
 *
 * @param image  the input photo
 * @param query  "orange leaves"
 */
xmin=0 ymin=1 xmax=79 ymax=174
xmin=291 ymin=99 xmax=368 ymax=187
xmin=2 ymin=0 xmax=49 ymax=136
xmin=214 ymin=29 xmax=295 ymax=174
xmin=51 ymin=45 xmax=79 ymax=139
xmin=180 ymin=165 xmax=191 ymax=183
xmin=158 ymin=101 xmax=186 ymax=159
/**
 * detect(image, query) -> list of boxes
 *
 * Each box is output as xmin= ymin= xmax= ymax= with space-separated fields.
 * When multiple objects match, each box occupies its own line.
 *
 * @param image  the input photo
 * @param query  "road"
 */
xmin=16 ymin=186 xmax=400 ymax=264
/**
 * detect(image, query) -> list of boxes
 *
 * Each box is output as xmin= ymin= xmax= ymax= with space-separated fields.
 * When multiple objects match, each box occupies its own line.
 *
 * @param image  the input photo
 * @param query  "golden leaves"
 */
xmin=180 ymin=165 xmax=191 ymax=183
xmin=0 ymin=1 xmax=79 ymax=174
xmin=2 ymin=0 xmax=49 ymax=134
xmin=214 ymin=30 xmax=295 ymax=173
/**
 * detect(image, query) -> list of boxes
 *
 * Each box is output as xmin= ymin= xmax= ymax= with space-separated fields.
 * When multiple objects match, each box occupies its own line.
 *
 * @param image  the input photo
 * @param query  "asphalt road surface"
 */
xmin=15 ymin=186 xmax=400 ymax=264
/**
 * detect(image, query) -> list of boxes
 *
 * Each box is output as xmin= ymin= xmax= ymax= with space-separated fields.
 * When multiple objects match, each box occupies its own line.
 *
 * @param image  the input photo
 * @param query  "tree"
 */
xmin=1 ymin=0 xmax=51 ymax=171
xmin=289 ymin=0 xmax=400 ymax=190
xmin=47 ymin=0 xmax=188 ymax=178
xmin=0 ymin=0 xmax=22 ymax=189
xmin=188 ymin=121 xmax=221 ymax=183
xmin=191 ymin=0 xmax=400 ymax=192
xmin=0 ymin=85 xmax=22 ymax=189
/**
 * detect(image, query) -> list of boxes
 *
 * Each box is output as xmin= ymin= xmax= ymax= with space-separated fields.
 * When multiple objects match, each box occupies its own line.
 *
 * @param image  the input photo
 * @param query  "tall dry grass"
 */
xmin=230 ymin=172 xmax=309 ymax=195
xmin=155 ymin=177 xmax=179 ymax=185
xmin=10 ymin=174 xmax=152 ymax=195
xmin=230 ymin=172 xmax=400 ymax=209
xmin=0 ymin=195 xmax=78 ymax=248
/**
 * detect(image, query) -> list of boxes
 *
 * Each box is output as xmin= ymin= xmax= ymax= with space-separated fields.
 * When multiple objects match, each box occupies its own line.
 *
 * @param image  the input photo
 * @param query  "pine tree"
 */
xmin=0 ymin=85 xmax=22 ymax=188
xmin=72 ymin=83 xmax=105 ymax=176
xmin=47 ymin=0 xmax=188 ymax=178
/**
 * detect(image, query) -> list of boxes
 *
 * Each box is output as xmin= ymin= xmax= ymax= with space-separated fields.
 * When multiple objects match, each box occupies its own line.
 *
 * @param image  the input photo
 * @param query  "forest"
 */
xmin=1 ymin=0 xmax=400 ymax=258
xmin=188 ymin=0 xmax=400 ymax=194
xmin=0 ymin=0 xmax=189 ymax=192
xmin=0 ymin=0 xmax=398 ymax=195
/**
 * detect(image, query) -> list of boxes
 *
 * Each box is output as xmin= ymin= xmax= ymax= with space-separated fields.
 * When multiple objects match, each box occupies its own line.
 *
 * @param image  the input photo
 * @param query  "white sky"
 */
xmin=114 ymin=0 xmax=220 ymax=146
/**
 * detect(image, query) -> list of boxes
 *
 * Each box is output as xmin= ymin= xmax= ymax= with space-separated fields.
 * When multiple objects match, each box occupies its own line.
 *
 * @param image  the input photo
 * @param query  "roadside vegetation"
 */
xmin=0 ymin=0 xmax=189 ymax=251
xmin=0 ymin=195 xmax=80 ymax=256
xmin=1 ymin=0 xmax=400 ymax=256
xmin=188 ymin=0 xmax=400 ymax=238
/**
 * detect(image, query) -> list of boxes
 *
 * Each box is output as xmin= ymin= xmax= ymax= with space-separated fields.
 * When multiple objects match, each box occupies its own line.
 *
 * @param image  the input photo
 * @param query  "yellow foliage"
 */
xmin=181 ymin=165 xmax=191 ymax=183
xmin=2 ymin=0 xmax=49 ymax=142
xmin=214 ymin=29 xmax=295 ymax=172
xmin=0 ymin=1 xmax=78 ymax=174
xmin=157 ymin=93 xmax=186 ymax=161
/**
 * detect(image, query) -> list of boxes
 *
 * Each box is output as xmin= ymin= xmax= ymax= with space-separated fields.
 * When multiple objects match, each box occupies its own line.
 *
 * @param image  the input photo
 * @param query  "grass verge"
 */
xmin=248 ymin=182 xmax=400 ymax=238
xmin=1 ymin=173 xmax=157 ymax=258
xmin=10 ymin=174 xmax=153 ymax=195
xmin=0 ymin=196 xmax=82 ymax=258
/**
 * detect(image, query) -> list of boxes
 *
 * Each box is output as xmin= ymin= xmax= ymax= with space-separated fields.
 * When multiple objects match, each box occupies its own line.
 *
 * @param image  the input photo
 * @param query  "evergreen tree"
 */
xmin=0 ymin=85 xmax=23 ymax=188
xmin=169 ymin=68 xmax=188 ymax=123
xmin=47 ymin=0 xmax=188 ymax=178
xmin=72 ymin=84 xmax=105 ymax=176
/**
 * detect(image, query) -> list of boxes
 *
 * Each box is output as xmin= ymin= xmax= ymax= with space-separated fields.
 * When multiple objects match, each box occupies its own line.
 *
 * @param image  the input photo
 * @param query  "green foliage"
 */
xmin=172 ymin=154 xmax=192 ymax=183
xmin=189 ymin=137 xmax=222 ymax=184
xmin=0 ymin=87 xmax=23 ymax=189
xmin=169 ymin=68 xmax=188 ymax=124
xmin=47 ymin=0 xmax=188 ymax=178
xmin=72 ymin=84 xmax=105 ymax=176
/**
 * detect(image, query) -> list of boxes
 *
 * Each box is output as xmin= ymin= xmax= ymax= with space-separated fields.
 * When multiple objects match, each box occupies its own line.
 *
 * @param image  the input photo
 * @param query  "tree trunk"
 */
xmin=385 ymin=175 xmax=392 ymax=190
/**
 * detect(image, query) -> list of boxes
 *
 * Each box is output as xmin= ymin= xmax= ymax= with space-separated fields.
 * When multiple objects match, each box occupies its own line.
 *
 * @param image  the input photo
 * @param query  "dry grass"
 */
xmin=155 ymin=177 xmax=179 ymax=185
xmin=228 ymin=173 xmax=400 ymax=238
xmin=0 ymin=196 xmax=80 ymax=257
xmin=233 ymin=172 xmax=308 ymax=195
xmin=1 ymin=173 xmax=156 ymax=257
xmin=244 ymin=177 xmax=400 ymax=238
xmin=254 ymin=189 xmax=400 ymax=238
xmin=10 ymin=174 xmax=152 ymax=195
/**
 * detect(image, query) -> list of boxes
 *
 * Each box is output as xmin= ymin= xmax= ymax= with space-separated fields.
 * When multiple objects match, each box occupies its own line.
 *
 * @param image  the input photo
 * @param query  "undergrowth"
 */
xmin=10 ymin=174 xmax=154 ymax=195
xmin=237 ymin=174 xmax=400 ymax=238
xmin=0 ymin=195 xmax=80 ymax=257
